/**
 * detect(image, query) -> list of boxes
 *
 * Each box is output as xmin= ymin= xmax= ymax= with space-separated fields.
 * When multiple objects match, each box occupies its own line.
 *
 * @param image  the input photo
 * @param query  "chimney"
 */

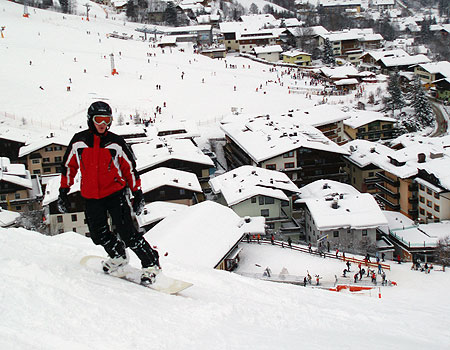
xmin=418 ymin=153 xmax=426 ymax=163
xmin=331 ymin=199 xmax=339 ymax=209
xmin=323 ymin=183 xmax=329 ymax=189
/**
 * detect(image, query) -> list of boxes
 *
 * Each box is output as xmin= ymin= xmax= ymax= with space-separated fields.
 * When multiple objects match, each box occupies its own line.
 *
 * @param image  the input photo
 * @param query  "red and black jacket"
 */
xmin=60 ymin=129 xmax=141 ymax=199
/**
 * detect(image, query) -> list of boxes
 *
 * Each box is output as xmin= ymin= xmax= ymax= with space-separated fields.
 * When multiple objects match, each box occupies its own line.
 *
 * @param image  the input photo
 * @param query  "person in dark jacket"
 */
xmin=58 ymin=101 xmax=160 ymax=285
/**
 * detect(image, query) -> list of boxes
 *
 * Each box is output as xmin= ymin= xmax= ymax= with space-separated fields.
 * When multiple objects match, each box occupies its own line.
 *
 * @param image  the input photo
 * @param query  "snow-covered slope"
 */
xmin=1 ymin=227 xmax=450 ymax=349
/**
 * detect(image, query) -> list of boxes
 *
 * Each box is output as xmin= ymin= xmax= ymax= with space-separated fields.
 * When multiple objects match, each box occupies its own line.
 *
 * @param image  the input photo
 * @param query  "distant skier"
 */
xmin=288 ymin=236 xmax=292 ymax=248
xmin=57 ymin=101 xmax=161 ymax=285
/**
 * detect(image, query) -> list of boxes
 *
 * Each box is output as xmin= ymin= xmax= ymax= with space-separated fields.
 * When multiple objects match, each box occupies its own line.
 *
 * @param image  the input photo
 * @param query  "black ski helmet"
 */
xmin=87 ymin=101 xmax=112 ymax=132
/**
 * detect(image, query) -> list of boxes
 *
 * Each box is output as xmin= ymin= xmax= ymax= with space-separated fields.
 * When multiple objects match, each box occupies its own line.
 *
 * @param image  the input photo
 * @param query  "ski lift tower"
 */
xmin=110 ymin=53 xmax=118 ymax=75
xmin=23 ymin=0 xmax=30 ymax=18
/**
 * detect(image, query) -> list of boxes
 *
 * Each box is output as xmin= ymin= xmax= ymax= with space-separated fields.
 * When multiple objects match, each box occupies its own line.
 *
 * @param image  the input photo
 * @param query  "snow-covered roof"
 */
xmin=417 ymin=61 xmax=450 ymax=78
xmin=0 ymin=125 xmax=40 ymax=144
xmin=299 ymin=180 xmax=387 ymax=230
xmin=0 ymin=158 xmax=32 ymax=189
xmin=343 ymin=109 xmax=396 ymax=129
xmin=140 ymin=167 xmax=202 ymax=194
xmin=381 ymin=211 xmax=450 ymax=247
xmin=282 ymin=49 xmax=310 ymax=58
xmin=334 ymin=78 xmax=359 ymax=86
xmin=132 ymin=137 xmax=214 ymax=173
xmin=0 ymin=208 xmax=20 ymax=227
xmin=136 ymin=201 xmax=188 ymax=228
xmin=319 ymin=65 xmax=359 ymax=79
xmin=240 ymin=14 xmax=276 ymax=25
xmin=320 ymin=0 xmax=361 ymax=7
xmin=286 ymin=105 xmax=350 ymax=127
xmin=209 ymin=165 xmax=299 ymax=206
xmin=379 ymin=53 xmax=430 ymax=68
xmin=416 ymin=155 xmax=450 ymax=191
xmin=42 ymin=174 xmax=80 ymax=206
xmin=343 ymin=139 xmax=393 ymax=168
xmin=18 ymin=132 xmax=72 ymax=157
xmin=145 ymin=201 xmax=258 ymax=268
xmin=253 ymin=45 xmax=283 ymax=55
xmin=220 ymin=114 xmax=348 ymax=164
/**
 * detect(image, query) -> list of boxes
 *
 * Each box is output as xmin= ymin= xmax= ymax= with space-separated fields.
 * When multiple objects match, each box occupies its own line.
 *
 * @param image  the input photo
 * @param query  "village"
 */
xmin=1 ymin=0 xmax=450 ymax=276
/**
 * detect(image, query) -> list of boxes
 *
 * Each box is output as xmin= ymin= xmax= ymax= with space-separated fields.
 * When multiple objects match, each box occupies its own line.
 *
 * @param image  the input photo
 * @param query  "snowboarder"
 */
xmin=57 ymin=101 xmax=161 ymax=285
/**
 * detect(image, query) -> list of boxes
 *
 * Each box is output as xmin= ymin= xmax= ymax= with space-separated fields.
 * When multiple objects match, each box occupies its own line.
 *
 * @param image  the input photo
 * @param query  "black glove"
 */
xmin=57 ymin=188 xmax=70 ymax=214
xmin=132 ymin=189 xmax=145 ymax=215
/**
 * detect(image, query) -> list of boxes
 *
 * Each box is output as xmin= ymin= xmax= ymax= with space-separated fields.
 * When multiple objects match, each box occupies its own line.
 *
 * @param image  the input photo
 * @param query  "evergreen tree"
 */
xmin=384 ymin=69 xmax=405 ymax=115
xmin=322 ymin=38 xmax=335 ymax=66
xmin=411 ymin=76 xmax=434 ymax=129
xmin=164 ymin=2 xmax=178 ymax=26
xmin=126 ymin=0 xmax=138 ymax=21
xmin=249 ymin=3 xmax=259 ymax=14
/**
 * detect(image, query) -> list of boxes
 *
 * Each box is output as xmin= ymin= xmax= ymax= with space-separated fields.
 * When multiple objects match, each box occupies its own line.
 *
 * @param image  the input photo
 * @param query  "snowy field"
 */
xmin=1 ymin=228 xmax=450 ymax=350
xmin=0 ymin=0 xmax=380 ymax=141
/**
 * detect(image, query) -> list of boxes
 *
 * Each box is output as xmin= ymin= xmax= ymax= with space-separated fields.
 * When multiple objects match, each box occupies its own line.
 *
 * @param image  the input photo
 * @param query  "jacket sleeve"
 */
xmin=60 ymin=135 xmax=80 ymax=189
xmin=117 ymin=137 xmax=141 ymax=192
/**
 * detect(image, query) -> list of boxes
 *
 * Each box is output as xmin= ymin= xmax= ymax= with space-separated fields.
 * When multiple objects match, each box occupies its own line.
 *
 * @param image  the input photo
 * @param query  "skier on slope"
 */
xmin=57 ymin=101 xmax=160 ymax=285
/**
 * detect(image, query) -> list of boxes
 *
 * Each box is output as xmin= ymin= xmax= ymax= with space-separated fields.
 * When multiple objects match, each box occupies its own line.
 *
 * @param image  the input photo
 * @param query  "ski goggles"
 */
xmin=92 ymin=115 xmax=113 ymax=126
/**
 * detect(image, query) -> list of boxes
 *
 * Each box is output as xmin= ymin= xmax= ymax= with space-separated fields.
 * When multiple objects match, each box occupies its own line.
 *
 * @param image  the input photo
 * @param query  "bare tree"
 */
xmin=436 ymin=235 xmax=450 ymax=272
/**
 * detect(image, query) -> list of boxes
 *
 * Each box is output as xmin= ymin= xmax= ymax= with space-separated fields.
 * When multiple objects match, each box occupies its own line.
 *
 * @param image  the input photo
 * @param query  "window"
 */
xmin=427 ymin=212 xmax=433 ymax=219
xmin=265 ymin=197 xmax=274 ymax=205
xmin=32 ymin=159 xmax=40 ymax=164
xmin=368 ymin=172 xmax=374 ymax=177
xmin=43 ymin=168 xmax=51 ymax=173
xmin=434 ymin=205 xmax=440 ymax=212
xmin=266 ymin=164 xmax=276 ymax=170
xmin=0 ymin=195 xmax=6 ymax=201
xmin=45 ymin=146 xmax=53 ymax=152
xmin=33 ymin=169 xmax=41 ymax=174
xmin=419 ymin=208 xmax=425 ymax=215
xmin=71 ymin=214 xmax=77 ymax=222
xmin=333 ymin=231 xmax=339 ymax=237
xmin=283 ymin=151 xmax=294 ymax=158
xmin=427 ymin=188 xmax=432 ymax=195
xmin=427 ymin=200 xmax=432 ymax=208
xmin=54 ymin=145 xmax=63 ymax=151
xmin=251 ymin=197 xmax=256 ymax=203
xmin=15 ymin=193 xmax=20 ymax=199
xmin=179 ymin=189 xmax=186 ymax=195
xmin=43 ymin=157 xmax=50 ymax=163
xmin=281 ymin=201 xmax=289 ymax=207
xmin=15 ymin=206 xmax=21 ymax=211
xmin=419 ymin=196 xmax=425 ymax=203
xmin=434 ymin=193 xmax=440 ymax=200
xmin=284 ymin=162 xmax=295 ymax=169
xmin=362 ymin=229 xmax=368 ymax=236
xmin=159 ymin=190 xmax=165 ymax=197
xmin=54 ymin=156 xmax=62 ymax=162
xmin=57 ymin=216 xmax=63 ymax=223
xmin=259 ymin=196 xmax=264 ymax=205
xmin=419 ymin=184 xmax=425 ymax=191
xmin=261 ymin=209 xmax=269 ymax=217
xmin=72 ymin=228 xmax=77 ymax=232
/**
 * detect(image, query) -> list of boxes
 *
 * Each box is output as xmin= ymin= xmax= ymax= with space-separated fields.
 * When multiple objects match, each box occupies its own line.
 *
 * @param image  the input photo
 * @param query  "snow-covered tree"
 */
xmin=322 ymin=38 xmax=335 ymax=66
xmin=384 ymin=69 xmax=405 ymax=115
xmin=411 ymin=76 xmax=435 ymax=129
xmin=249 ymin=3 xmax=259 ymax=14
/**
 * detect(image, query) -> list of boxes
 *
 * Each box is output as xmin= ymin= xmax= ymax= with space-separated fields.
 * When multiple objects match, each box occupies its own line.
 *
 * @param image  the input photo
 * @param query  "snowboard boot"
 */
xmin=141 ymin=265 xmax=161 ymax=285
xmin=102 ymin=251 xmax=129 ymax=274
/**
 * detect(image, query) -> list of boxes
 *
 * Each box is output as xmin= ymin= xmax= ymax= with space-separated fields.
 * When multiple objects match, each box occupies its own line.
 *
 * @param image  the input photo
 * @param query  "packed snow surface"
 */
xmin=1 ymin=227 xmax=450 ymax=349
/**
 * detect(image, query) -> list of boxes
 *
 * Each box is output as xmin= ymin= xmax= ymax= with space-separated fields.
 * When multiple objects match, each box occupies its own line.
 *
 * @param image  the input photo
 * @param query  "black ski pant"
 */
xmin=85 ymin=190 xmax=159 ymax=268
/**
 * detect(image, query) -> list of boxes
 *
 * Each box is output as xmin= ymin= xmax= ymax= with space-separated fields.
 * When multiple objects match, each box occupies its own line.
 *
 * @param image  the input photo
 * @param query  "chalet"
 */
xmin=42 ymin=175 xmax=88 ymax=235
xmin=252 ymin=45 xmax=282 ymax=62
xmin=0 ymin=125 xmax=37 ymax=162
xmin=372 ymin=0 xmax=395 ymax=11
xmin=163 ymin=25 xmax=213 ymax=45
xmin=358 ymin=49 xmax=431 ymax=73
xmin=434 ymin=77 xmax=450 ymax=102
xmin=414 ymin=61 xmax=450 ymax=90
xmin=284 ymin=105 xmax=350 ymax=145
xmin=18 ymin=132 xmax=71 ymax=176
xmin=136 ymin=201 xmax=187 ymax=232
xmin=237 ymin=30 xmax=278 ymax=54
xmin=145 ymin=200 xmax=265 ymax=271
xmin=140 ymin=167 xmax=203 ymax=206
xmin=318 ymin=29 xmax=382 ymax=58
xmin=343 ymin=109 xmax=396 ymax=141
xmin=0 ymin=157 xmax=43 ymax=213
xmin=220 ymin=114 xmax=349 ymax=188
xmin=132 ymin=137 xmax=214 ymax=195
xmin=281 ymin=50 xmax=312 ymax=66
xmin=296 ymin=180 xmax=387 ymax=252
xmin=209 ymin=165 xmax=300 ymax=232
xmin=343 ymin=140 xmax=392 ymax=195
xmin=319 ymin=0 xmax=361 ymax=13
xmin=379 ymin=211 xmax=450 ymax=263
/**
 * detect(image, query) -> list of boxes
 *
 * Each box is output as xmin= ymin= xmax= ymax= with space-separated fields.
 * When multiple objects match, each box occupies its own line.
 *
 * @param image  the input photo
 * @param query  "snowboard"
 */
xmin=80 ymin=255 xmax=193 ymax=295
